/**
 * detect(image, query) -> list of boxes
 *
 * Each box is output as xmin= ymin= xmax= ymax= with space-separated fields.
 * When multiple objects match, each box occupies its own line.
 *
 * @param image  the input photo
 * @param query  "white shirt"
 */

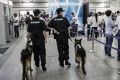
xmin=13 ymin=17 xmax=19 ymax=26
xmin=104 ymin=16 xmax=114 ymax=35
xmin=71 ymin=16 xmax=78 ymax=24
xmin=98 ymin=16 xmax=103 ymax=24
xmin=87 ymin=17 xmax=91 ymax=25
xmin=116 ymin=15 xmax=120 ymax=30
xmin=91 ymin=16 xmax=99 ymax=28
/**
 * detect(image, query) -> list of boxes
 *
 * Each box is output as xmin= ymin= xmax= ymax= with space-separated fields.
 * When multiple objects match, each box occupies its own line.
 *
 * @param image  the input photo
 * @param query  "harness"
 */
xmin=75 ymin=44 xmax=82 ymax=53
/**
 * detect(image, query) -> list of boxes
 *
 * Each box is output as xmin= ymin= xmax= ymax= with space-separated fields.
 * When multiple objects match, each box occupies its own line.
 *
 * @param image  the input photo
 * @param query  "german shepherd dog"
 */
xmin=20 ymin=40 xmax=33 ymax=80
xmin=74 ymin=38 xmax=86 ymax=75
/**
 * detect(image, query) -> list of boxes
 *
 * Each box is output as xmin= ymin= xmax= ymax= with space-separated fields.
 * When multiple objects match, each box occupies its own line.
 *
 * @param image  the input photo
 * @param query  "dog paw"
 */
xmin=31 ymin=69 xmax=33 ymax=71
xmin=77 ymin=65 xmax=80 ymax=68
xmin=83 ymin=71 xmax=86 ymax=75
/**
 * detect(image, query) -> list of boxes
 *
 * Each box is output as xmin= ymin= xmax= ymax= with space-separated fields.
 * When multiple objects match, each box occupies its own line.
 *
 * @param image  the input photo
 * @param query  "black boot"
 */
xmin=35 ymin=63 xmax=39 ymax=68
xmin=59 ymin=62 xmax=64 ymax=67
xmin=65 ymin=61 xmax=71 ymax=66
xmin=42 ymin=66 xmax=47 ymax=71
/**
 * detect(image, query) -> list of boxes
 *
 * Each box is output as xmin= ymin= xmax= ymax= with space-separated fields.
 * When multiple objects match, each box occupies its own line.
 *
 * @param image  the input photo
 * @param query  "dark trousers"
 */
xmin=87 ymin=24 xmax=91 ymax=39
xmin=14 ymin=25 xmax=19 ymax=37
xmin=102 ymin=23 xmax=105 ymax=36
xmin=56 ymin=35 xmax=69 ymax=63
xmin=32 ymin=41 xmax=46 ymax=66
xmin=104 ymin=35 xmax=113 ymax=56
xmin=99 ymin=24 xmax=102 ymax=37
xmin=70 ymin=24 xmax=77 ymax=37
xmin=117 ymin=31 xmax=120 ymax=61
xmin=20 ymin=24 xmax=24 ymax=30
xmin=91 ymin=27 xmax=98 ymax=39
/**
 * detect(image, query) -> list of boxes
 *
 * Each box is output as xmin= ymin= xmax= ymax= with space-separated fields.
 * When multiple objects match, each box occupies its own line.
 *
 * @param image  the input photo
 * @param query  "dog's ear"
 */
xmin=75 ymin=38 xmax=77 ymax=42
xmin=79 ymin=38 xmax=82 ymax=41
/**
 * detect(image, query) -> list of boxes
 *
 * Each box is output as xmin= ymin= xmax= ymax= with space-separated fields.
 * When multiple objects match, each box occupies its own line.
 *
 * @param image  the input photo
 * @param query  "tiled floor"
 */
xmin=0 ymin=32 xmax=120 ymax=80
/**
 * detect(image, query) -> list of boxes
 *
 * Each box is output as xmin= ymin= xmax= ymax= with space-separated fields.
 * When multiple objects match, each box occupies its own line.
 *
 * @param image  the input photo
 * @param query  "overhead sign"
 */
xmin=0 ymin=0 xmax=13 ymax=6
xmin=9 ymin=1 xmax=13 ymax=6
xmin=0 ymin=0 xmax=8 ymax=4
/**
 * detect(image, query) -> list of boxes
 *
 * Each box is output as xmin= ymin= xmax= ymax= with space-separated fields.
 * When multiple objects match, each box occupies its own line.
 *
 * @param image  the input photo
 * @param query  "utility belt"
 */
xmin=31 ymin=33 xmax=44 ymax=40
xmin=53 ymin=31 xmax=69 ymax=39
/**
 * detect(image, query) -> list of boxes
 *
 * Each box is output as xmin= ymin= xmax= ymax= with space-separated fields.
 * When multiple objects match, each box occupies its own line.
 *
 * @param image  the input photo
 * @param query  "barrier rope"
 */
xmin=69 ymin=27 xmax=120 ymax=52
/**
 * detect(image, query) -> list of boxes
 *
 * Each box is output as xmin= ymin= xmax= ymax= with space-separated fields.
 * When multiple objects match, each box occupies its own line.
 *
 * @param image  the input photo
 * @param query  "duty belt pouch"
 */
xmin=53 ymin=32 xmax=57 ymax=39
xmin=59 ymin=32 xmax=69 ymax=38
xmin=31 ymin=34 xmax=44 ymax=46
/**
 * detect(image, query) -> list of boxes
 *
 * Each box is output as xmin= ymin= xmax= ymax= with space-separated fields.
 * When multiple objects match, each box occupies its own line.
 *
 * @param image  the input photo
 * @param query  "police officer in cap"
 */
xmin=48 ymin=8 xmax=71 ymax=67
xmin=27 ymin=9 xmax=47 ymax=71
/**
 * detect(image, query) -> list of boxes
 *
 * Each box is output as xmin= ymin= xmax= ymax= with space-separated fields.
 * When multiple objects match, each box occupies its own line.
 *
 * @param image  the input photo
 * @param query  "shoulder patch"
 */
xmin=54 ymin=18 xmax=63 ymax=21
xmin=31 ymin=21 xmax=40 ymax=24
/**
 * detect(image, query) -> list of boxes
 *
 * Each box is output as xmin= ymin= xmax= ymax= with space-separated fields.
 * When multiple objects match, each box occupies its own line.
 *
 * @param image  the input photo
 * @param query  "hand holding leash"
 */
xmin=54 ymin=30 xmax=60 ymax=34
xmin=45 ymin=39 xmax=47 ymax=44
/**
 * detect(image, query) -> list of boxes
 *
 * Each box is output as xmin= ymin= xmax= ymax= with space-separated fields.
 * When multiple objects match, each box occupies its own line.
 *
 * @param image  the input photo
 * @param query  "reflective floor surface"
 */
xmin=0 ymin=30 xmax=120 ymax=80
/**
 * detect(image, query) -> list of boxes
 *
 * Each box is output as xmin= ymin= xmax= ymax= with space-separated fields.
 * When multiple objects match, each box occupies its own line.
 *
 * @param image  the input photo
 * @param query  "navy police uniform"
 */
xmin=27 ymin=17 xmax=47 ymax=67
xmin=48 ymin=14 xmax=70 ymax=66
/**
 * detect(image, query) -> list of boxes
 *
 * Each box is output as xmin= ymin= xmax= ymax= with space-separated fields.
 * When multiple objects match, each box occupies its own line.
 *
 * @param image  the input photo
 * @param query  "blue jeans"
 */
xmin=104 ymin=35 xmax=113 ymax=56
xmin=117 ymin=31 xmax=120 ymax=60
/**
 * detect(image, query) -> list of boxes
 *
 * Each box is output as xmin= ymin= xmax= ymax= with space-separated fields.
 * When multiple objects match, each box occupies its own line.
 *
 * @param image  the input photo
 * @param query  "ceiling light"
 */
xmin=29 ymin=0 xmax=33 ymax=2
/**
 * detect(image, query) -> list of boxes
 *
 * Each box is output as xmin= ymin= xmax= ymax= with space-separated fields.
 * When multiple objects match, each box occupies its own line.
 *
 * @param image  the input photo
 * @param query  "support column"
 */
xmin=4 ymin=4 xmax=11 ymax=42
xmin=0 ymin=3 xmax=6 ymax=45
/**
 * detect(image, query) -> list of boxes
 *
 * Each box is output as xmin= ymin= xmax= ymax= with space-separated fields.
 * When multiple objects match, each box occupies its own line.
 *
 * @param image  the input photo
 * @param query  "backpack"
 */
xmin=25 ymin=17 xmax=31 ymax=24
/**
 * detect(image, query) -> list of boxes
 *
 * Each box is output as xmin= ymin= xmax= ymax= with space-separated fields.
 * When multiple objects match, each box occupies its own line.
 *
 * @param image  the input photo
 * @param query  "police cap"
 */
xmin=56 ymin=8 xmax=64 ymax=14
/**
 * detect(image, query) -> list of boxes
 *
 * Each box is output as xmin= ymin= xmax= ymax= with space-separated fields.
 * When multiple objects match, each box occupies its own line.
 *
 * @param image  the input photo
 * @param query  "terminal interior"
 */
xmin=0 ymin=0 xmax=120 ymax=80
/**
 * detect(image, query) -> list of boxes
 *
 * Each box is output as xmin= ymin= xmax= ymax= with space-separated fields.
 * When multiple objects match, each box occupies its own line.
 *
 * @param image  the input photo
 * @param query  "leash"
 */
xmin=68 ymin=36 xmax=73 ymax=42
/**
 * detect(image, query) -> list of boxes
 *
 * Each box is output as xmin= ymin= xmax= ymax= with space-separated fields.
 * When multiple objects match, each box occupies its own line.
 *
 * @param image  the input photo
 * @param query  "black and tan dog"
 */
xmin=74 ymin=38 xmax=86 ymax=75
xmin=20 ymin=40 xmax=33 ymax=80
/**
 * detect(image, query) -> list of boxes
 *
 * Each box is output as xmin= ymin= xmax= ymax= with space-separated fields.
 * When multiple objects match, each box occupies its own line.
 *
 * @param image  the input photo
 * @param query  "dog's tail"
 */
xmin=22 ymin=60 xmax=26 ymax=80
xmin=81 ymin=59 xmax=86 ymax=75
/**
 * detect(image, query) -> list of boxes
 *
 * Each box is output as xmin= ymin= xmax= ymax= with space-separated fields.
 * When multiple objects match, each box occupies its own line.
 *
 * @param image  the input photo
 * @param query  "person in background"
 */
xmin=101 ymin=12 xmax=106 ymax=36
xmin=19 ymin=15 xmax=25 ymax=30
xmin=98 ymin=12 xmax=103 ymax=37
xmin=87 ymin=12 xmax=93 ymax=40
xmin=70 ymin=12 xmax=78 ymax=37
xmin=27 ymin=9 xmax=47 ymax=71
xmin=91 ymin=13 xmax=99 ymax=39
xmin=40 ymin=14 xmax=45 ymax=22
xmin=13 ymin=13 xmax=19 ymax=38
xmin=25 ymin=12 xmax=31 ymax=27
xmin=48 ymin=8 xmax=71 ymax=67
xmin=115 ymin=11 xmax=120 ymax=61
xmin=104 ymin=10 xmax=115 ymax=58
xmin=30 ymin=14 xmax=34 ymax=20
xmin=42 ymin=12 xmax=47 ymax=21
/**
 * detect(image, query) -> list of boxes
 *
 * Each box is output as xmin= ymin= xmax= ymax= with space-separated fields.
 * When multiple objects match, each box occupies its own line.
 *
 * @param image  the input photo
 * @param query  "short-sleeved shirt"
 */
xmin=27 ymin=17 xmax=47 ymax=40
xmin=116 ymin=15 xmax=120 ymax=30
xmin=48 ymin=15 xmax=70 ymax=33
xmin=13 ymin=17 xmax=19 ymax=26
xmin=104 ymin=17 xmax=114 ymax=35
xmin=91 ymin=16 xmax=99 ymax=28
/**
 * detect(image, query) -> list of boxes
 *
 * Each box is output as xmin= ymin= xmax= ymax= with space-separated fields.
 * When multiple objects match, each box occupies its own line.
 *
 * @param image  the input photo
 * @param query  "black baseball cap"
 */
xmin=56 ymin=8 xmax=65 ymax=14
xmin=33 ymin=9 xmax=41 ymax=16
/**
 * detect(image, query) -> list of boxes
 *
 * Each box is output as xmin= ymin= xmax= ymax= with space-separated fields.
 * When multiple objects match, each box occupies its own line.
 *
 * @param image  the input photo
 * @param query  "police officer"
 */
xmin=48 ymin=8 xmax=71 ymax=67
xmin=27 ymin=9 xmax=47 ymax=71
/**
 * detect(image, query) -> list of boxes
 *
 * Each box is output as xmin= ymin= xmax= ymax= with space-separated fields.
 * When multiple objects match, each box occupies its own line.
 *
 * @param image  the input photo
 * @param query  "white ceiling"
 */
xmin=11 ymin=0 xmax=48 ymax=2
xmin=86 ymin=0 xmax=109 ymax=2
xmin=11 ymin=0 xmax=105 ymax=2
xmin=11 ymin=0 xmax=117 ymax=3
